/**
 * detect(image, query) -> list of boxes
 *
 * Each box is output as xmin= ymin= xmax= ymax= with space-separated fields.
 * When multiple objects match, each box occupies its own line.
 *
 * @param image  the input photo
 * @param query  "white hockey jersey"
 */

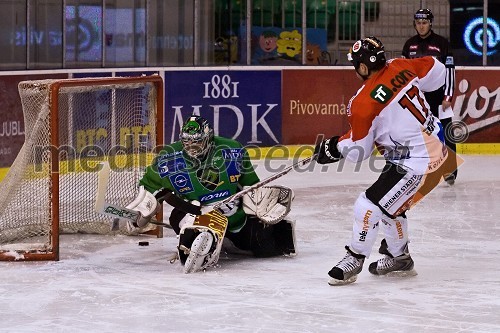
xmin=338 ymin=56 xmax=447 ymax=175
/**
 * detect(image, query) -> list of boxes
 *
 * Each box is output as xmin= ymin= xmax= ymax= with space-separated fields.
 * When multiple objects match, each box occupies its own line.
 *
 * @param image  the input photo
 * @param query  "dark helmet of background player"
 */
xmin=180 ymin=115 xmax=214 ymax=160
xmin=347 ymin=36 xmax=386 ymax=72
xmin=414 ymin=8 xmax=433 ymax=24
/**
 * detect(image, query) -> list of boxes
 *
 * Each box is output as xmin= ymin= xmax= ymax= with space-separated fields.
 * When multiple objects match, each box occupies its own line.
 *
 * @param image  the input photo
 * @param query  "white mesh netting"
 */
xmin=0 ymin=77 xmax=161 ymax=258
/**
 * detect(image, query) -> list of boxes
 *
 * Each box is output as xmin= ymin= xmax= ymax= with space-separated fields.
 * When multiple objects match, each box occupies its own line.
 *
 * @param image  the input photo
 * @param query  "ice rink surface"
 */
xmin=1 ymin=155 xmax=500 ymax=333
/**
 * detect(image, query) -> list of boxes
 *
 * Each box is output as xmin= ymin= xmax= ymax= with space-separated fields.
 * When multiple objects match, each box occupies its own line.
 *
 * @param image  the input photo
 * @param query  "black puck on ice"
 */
xmin=138 ymin=241 xmax=149 ymax=246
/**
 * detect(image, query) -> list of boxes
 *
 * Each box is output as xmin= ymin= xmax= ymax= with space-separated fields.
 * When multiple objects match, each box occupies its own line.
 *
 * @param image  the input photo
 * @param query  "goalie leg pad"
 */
xmin=273 ymin=219 xmax=297 ymax=256
xmin=177 ymin=210 xmax=229 ymax=273
xmin=178 ymin=226 xmax=223 ymax=273
xmin=228 ymin=217 xmax=297 ymax=258
xmin=183 ymin=231 xmax=215 ymax=274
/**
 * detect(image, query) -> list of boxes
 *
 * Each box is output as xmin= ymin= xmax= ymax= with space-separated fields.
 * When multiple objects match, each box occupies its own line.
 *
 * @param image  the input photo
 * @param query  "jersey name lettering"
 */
xmin=199 ymin=190 xmax=231 ymax=203
xmin=389 ymin=69 xmax=416 ymax=90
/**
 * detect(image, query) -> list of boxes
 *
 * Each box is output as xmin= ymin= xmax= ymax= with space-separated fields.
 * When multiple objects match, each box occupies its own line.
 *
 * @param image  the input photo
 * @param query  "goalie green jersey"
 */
xmin=139 ymin=136 xmax=260 ymax=232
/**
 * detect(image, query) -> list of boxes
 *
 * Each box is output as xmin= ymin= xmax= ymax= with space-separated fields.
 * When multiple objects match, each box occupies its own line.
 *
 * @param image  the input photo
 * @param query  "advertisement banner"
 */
xmin=0 ymin=74 xmax=66 ymax=167
xmin=453 ymin=70 xmax=500 ymax=143
xmin=164 ymin=71 xmax=282 ymax=147
xmin=282 ymin=69 xmax=359 ymax=145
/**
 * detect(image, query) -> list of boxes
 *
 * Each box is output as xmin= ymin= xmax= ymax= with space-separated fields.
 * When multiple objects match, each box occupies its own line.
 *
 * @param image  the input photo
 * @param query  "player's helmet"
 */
xmin=180 ymin=116 xmax=214 ymax=160
xmin=414 ymin=8 xmax=433 ymax=23
xmin=347 ymin=36 xmax=386 ymax=71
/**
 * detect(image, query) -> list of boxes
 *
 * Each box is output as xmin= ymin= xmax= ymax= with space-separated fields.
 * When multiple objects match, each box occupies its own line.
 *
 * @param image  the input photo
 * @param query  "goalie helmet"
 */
xmin=414 ymin=8 xmax=433 ymax=23
xmin=347 ymin=36 xmax=386 ymax=71
xmin=180 ymin=116 xmax=214 ymax=160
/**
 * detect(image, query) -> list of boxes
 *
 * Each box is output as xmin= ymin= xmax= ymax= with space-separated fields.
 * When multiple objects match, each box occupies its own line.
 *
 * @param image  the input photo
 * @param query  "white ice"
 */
xmin=1 ymin=155 xmax=500 ymax=333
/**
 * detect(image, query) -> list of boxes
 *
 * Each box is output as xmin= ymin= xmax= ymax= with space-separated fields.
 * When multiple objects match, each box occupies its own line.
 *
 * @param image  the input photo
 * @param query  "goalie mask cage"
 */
xmin=0 ymin=75 xmax=164 ymax=261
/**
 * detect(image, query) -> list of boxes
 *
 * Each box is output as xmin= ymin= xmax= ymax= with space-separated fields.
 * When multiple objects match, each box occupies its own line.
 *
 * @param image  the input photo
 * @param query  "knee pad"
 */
xmin=350 ymin=192 xmax=385 ymax=257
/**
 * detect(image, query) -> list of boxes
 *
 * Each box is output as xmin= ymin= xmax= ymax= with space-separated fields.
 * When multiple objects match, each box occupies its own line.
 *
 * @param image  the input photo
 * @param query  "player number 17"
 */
xmin=398 ymin=85 xmax=434 ymax=134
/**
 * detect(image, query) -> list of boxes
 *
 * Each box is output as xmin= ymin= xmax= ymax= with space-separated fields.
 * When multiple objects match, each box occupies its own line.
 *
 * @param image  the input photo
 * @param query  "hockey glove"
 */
xmin=125 ymin=186 xmax=159 ymax=228
xmin=242 ymin=185 xmax=294 ymax=224
xmin=314 ymin=136 xmax=343 ymax=164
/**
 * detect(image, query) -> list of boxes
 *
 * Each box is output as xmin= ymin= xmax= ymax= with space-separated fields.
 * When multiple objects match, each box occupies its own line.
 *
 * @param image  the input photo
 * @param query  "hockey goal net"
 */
xmin=0 ymin=75 xmax=163 ymax=261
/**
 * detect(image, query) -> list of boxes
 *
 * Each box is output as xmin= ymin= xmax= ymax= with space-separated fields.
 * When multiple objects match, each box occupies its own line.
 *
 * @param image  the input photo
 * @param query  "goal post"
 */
xmin=0 ymin=75 xmax=164 ymax=261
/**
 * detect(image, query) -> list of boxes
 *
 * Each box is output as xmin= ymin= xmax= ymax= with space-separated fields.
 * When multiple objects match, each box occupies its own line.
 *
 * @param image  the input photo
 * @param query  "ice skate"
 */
xmin=369 ymin=239 xmax=417 ymax=277
xmin=444 ymin=174 xmax=456 ymax=186
xmin=328 ymin=246 xmax=365 ymax=286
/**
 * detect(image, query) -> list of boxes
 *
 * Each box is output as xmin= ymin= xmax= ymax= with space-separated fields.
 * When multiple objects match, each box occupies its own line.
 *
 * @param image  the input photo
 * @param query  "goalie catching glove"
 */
xmin=314 ymin=136 xmax=343 ymax=164
xmin=242 ymin=185 xmax=294 ymax=224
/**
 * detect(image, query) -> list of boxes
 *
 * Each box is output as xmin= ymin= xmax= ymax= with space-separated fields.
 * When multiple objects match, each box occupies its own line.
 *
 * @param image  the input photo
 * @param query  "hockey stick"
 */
xmin=212 ymin=154 xmax=316 ymax=209
xmin=95 ymin=154 xmax=315 ymax=228
xmin=162 ymin=154 xmax=316 ymax=213
xmin=94 ymin=161 xmax=172 ymax=229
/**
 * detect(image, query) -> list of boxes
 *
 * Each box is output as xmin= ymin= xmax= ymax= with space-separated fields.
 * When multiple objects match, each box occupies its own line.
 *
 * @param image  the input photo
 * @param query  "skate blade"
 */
xmin=384 ymin=269 xmax=418 ymax=277
xmin=370 ymin=268 xmax=418 ymax=278
xmin=328 ymin=275 xmax=357 ymax=286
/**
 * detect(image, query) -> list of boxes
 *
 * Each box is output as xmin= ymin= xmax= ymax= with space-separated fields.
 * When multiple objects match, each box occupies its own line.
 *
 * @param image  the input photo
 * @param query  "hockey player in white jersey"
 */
xmin=314 ymin=36 xmax=449 ymax=285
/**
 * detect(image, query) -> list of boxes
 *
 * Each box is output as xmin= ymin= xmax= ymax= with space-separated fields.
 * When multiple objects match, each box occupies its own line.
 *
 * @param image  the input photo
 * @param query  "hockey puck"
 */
xmin=138 ymin=241 xmax=149 ymax=246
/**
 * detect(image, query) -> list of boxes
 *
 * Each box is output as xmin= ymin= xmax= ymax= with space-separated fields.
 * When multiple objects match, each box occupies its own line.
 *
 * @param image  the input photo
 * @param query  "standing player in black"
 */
xmin=402 ymin=8 xmax=458 ymax=185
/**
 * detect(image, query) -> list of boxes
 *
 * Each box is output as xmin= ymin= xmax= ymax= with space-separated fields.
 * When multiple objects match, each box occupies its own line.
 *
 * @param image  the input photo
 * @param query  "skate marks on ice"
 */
xmin=1 ymin=156 xmax=500 ymax=332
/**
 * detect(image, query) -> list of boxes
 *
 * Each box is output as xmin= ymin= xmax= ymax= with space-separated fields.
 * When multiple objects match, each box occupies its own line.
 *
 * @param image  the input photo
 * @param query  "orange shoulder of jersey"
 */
xmin=342 ymin=57 xmax=436 ymax=142
xmin=398 ymin=56 xmax=437 ymax=78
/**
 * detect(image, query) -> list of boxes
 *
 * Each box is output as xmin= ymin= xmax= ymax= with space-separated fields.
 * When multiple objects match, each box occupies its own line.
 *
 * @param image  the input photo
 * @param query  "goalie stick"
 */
xmin=94 ymin=161 xmax=172 ymax=229
xmin=94 ymin=155 xmax=315 ymax=228
xmin=96 ymin=199 xmax=171 ymax=228
xmin=212 ymin=154 xmax=316 ymax=210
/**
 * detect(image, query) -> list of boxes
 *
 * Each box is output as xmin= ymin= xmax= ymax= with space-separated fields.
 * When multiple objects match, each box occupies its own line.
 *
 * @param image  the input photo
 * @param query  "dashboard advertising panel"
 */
xmin=164 ymin=71 xmax=282 ymax=147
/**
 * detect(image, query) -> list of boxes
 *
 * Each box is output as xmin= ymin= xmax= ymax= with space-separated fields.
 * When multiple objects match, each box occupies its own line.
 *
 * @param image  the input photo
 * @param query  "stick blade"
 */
xmin=95 ymin=161 xmax=111 ymax=212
